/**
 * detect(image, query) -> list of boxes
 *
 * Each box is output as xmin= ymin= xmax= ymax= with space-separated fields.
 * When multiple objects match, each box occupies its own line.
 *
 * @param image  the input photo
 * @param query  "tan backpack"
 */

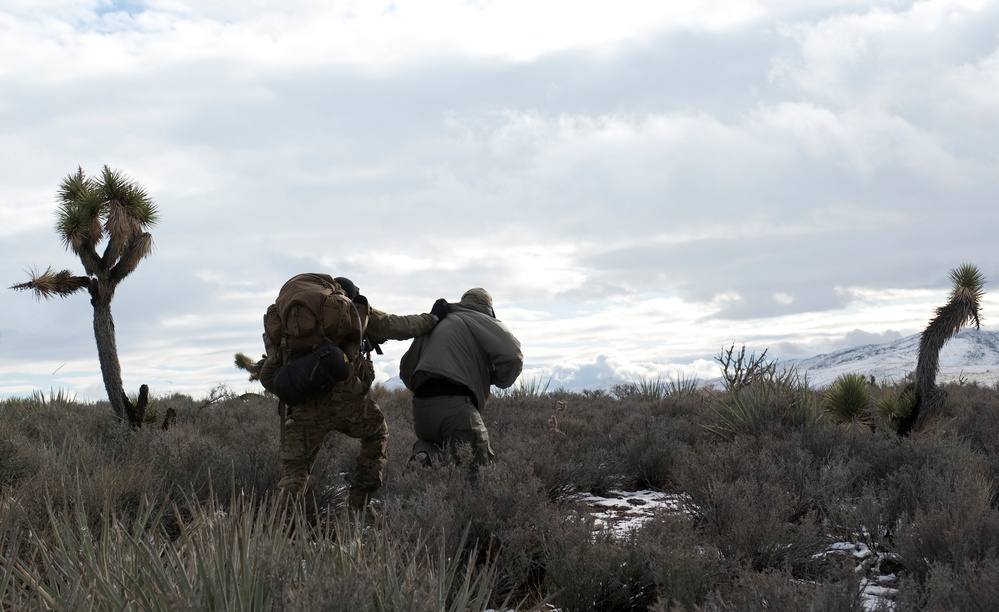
xmin=264 ymin=273 xmax=365 ymax=356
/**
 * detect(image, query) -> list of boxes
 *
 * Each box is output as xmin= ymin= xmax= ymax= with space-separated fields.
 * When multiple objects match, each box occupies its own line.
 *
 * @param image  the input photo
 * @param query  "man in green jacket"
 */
xmin=399 ymin=288 xmax=523 ymax=471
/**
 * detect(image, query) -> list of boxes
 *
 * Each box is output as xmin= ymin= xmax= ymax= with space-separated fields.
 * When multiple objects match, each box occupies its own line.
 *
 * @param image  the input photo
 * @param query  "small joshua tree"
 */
xmin=896 ymin=263 xmax=986 ymax=436
xmin=10 ymin=166 xmax=158 ymax=427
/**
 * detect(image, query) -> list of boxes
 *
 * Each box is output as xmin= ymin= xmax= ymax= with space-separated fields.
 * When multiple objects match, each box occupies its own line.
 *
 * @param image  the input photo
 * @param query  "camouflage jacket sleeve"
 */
xmin=366 ymin=308 xmax=437 ymax=343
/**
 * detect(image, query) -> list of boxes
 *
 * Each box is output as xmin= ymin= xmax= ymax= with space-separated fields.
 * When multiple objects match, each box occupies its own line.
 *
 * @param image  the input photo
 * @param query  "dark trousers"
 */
xmin=410 ymin=395 xmax=495 ymax=466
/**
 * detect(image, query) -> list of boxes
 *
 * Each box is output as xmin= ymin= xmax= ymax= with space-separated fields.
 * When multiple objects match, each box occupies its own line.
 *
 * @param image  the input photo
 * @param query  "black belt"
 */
xmin=414 ymin=378 xmax=476 ymax=406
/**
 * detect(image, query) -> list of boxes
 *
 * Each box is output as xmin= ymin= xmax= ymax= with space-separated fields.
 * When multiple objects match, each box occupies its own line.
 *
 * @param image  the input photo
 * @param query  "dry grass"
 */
xmin=2 ymin=380 xmax=999 ymax=609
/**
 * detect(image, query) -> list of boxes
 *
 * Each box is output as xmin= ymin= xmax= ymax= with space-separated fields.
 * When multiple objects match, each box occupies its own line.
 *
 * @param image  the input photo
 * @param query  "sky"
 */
xmin=2 ymin=0 xmax=999 ymax=401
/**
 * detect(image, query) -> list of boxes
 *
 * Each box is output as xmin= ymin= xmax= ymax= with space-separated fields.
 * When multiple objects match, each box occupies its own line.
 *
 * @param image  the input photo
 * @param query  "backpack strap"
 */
xmin=344 ymin=296 xmax=367 ymax=361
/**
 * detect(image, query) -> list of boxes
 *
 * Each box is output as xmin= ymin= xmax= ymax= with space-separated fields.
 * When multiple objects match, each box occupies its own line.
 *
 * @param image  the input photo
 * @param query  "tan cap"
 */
xmin=460 ymin=287 xmax=493 ymax=308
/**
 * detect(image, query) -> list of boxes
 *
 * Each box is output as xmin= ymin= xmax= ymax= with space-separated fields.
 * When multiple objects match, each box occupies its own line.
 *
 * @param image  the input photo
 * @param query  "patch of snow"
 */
xmin=815 ymin=540 xmax=900 ymax=611
xmin=569 ymin=489 xmax=688 ymax=538
xmin=576 ymin=490 xmax=901 ymax=610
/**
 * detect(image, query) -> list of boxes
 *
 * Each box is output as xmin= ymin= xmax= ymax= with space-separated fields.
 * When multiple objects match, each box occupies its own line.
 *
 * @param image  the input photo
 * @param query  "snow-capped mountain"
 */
xmin=785 ymin=328 xmax=999 ymax=388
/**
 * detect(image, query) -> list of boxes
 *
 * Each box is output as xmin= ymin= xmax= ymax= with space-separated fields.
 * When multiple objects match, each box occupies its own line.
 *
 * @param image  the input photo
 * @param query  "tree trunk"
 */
xmin=897 ymin=300 xmax=970 ymax=436
xmin=91 ymin=284 xmax=145 ymax=427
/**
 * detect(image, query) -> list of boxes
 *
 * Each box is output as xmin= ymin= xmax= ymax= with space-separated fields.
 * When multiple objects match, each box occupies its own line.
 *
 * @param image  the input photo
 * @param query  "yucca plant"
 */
xmin=875 ymin=385 xmax=916 ymax=427
xmin=822 ymin=373 xmax=873 ymax=430
xmin=631 ymin=374 xmax=701 ymax=400
xmin=497 ymin=374 xmax=552 ymax=398
xmin=21 ymin=388 xmax=78 ymax=407
xmin=706 ymin=346 xmax=819 ymax=440
xmin=897 ymin=263 xmax=986 ymax=435
xmin=10 ymin=166 xmax=158 ymax=427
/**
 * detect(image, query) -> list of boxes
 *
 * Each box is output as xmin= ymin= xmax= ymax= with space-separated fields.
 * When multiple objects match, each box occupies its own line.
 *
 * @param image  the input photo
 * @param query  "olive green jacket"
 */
xmin=367 ymin=308 xmax=437 ymax=344
xmin=399 ymin=302 xmax=523 ymax=410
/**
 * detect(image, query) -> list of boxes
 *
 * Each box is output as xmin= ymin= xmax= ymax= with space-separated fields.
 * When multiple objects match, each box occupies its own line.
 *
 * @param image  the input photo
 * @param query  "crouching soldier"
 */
xmin=400 ymin=288 xmax=523 ymax=478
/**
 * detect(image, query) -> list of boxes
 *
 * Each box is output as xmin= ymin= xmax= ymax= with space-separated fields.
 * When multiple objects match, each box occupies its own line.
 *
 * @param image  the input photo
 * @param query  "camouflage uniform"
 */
xmin=276 ymin=394 xmax=388 ymax=507
xmin=264 ymin=297 xmax=437 ymax=508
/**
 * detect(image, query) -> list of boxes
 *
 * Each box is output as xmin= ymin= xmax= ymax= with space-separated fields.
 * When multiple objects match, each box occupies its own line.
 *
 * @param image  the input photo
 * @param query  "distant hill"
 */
xmin=784 ymin=328 xmax=999 ymax=388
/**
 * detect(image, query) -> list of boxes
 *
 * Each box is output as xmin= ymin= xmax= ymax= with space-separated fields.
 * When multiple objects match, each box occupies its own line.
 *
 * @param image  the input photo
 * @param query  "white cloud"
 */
xmin=3 ymin=0 xmax=999 ymax=401
xmin=774 ymin=0 xmax=999 ymax=113
xmin=0 ymin=0 xmax=781 ymax=80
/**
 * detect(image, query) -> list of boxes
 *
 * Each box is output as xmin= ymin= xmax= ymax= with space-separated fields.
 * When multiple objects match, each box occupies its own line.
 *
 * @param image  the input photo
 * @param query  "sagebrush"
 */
xmin=2 ymin=379 xmax=999 ymax=610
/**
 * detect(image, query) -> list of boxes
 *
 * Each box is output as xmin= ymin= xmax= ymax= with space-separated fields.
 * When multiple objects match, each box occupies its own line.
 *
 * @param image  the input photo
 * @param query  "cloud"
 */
xmin=774 ymin=1 xmax=999 ymax=106
xmin=3 ymin=0 xmax=999 ymax=400
xmin=772 ymin=328 xmax=906 ymax=359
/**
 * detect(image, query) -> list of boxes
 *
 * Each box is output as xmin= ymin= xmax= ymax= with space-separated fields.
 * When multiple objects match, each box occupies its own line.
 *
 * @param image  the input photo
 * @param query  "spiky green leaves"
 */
xmin=99 ymin=166 xmax=158 ymax=226
xmin=54 ymin=165 xmax=159 ymax=261
xmin=948 ymin=263 xmax=986 ymax=328
xmin=56 ymin=167 xmax=105 ymax=255
xmin=822 ymin=374 xmax=872 ymax=428
xmin=875 ymin=387 xmax=915 ymax=424
xmin=922 ymin=263 xmax=987 ymax=374
xmin=15 ymin=166 xmax=159 ymax=293
xmin=49 ymin=165 xmax=159 ymax=284
xmin=9 ymin=267 xmax=90 ymax=300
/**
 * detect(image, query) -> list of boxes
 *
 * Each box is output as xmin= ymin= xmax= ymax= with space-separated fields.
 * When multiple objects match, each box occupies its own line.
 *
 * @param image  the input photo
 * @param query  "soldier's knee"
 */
xmin=348 ymin=490 xmax=372 ymax=509
xmin=276 ymin=474 xmax=309 ymax=498
xmin=372 ymin=418 xmax=388 ymax=441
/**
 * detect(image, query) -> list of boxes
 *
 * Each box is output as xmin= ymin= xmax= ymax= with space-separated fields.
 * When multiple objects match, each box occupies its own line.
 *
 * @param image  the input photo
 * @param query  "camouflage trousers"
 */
xmin=410 ymin=395 xmax=495 ymax=467
xmin=277 ymin=395 xmax=388 ymax=508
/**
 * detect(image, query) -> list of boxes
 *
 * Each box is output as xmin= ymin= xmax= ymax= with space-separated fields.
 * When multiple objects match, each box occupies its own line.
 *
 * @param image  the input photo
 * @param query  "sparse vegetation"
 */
xmin=4 ymin=377 xmax=999 ymax=609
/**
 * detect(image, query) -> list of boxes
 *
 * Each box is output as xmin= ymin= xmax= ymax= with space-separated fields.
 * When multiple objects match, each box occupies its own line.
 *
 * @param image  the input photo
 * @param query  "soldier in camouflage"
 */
xmin=260 ymin=277 xmax=448 ymax=510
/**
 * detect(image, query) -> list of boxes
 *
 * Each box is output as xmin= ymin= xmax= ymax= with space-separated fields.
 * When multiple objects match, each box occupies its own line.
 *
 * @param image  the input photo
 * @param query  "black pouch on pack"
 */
xmin=272 ymin=341 xmax=351 ymax=406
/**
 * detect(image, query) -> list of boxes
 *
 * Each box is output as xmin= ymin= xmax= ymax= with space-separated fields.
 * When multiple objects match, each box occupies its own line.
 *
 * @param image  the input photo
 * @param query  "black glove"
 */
xmin=430 ymin=298 xmax=450 ymax=322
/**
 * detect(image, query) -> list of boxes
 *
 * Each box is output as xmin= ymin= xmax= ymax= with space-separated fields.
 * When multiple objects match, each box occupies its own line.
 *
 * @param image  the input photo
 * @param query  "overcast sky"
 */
xmin=3 ymin=0 xmax=999 ymax=401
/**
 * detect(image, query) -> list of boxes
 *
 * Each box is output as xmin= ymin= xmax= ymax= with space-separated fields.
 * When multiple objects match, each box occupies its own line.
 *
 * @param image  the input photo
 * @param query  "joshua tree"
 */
xmin=896 ymin=263 xmax=986 ymax=436
xmin=10 ymin=166 xmax=158 ymax=427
